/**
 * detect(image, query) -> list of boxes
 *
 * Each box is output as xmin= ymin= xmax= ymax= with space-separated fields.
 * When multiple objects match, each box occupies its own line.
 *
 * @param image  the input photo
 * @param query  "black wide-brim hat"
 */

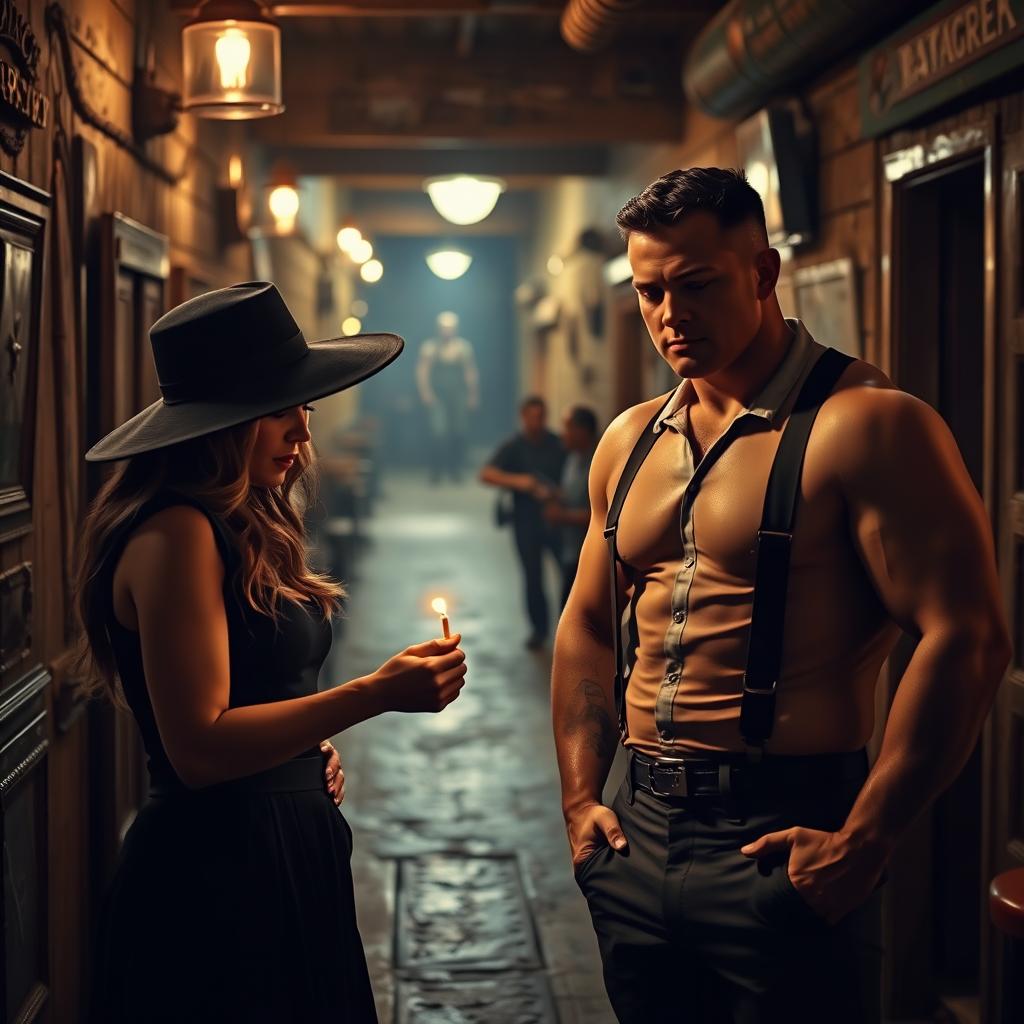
xmin=85 ymin=281 xmax=404 ymax=462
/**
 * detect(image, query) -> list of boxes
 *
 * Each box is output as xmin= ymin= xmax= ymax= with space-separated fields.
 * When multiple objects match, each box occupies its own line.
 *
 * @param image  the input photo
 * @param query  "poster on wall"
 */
xmin=792 ymin=258 xmax=862 ymax=359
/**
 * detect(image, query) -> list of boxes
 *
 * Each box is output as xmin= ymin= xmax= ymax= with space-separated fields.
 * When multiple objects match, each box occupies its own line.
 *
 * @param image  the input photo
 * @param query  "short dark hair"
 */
xmin=615 ymin=168 xmax=767 ymax=242
xmin=567 ymin=405 xmax=598 ymax=436
xmin=520 ymin=395 xmax=546 ymax=414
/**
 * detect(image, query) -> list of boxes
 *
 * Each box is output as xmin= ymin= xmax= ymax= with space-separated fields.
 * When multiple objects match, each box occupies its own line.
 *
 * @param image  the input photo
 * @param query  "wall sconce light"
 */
xmin=424 ymin=175 xmax=506 ymax=226
xmin=336 ymin=225 xmax=362 ymax=254
xmin=133 ymin=46 xmax=181 ymax=142
xmin=182 ymin=0 xmax=284 ymax=119
xmin=348 ymin=238 xmax=374 ymax=265
xmin=267 ymin=162 xmax=299 ymax=234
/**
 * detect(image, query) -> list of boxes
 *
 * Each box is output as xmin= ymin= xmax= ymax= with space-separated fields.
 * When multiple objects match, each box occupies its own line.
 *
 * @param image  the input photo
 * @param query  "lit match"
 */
xmin=431 ymin=597 xmax=451 ymax=639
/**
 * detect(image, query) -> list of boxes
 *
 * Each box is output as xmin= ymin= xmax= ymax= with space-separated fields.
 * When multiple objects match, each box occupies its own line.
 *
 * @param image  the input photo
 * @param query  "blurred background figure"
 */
xmin=545 ymin=405 xmax=599 ymax=606
xmin=480 ymin=396 xmax=565 ymax=650
xmin=416 ymin=311 xmax=479 ymax=484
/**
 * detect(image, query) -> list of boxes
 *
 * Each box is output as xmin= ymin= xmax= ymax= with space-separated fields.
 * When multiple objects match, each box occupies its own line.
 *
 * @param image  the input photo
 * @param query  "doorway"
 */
xmin=892 ymin=155 xmax=986 ymax=1012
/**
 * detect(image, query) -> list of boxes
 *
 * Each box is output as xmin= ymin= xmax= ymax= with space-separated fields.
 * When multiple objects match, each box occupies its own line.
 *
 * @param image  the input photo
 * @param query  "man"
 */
xmin=545 ymin=405 xmax=599 ymax=607
xmin=481 ymin=396 xmax=565 ymax=650
xmin=552 ymin=168 xmax=1010 ymax=1022
xmin=416 ymin=311 xmax=479 ymax=483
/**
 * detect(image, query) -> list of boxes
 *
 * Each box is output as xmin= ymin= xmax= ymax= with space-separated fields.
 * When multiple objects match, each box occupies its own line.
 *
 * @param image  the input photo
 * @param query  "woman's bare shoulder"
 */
xmin=119 ymin=504 xmax=224 ymax=588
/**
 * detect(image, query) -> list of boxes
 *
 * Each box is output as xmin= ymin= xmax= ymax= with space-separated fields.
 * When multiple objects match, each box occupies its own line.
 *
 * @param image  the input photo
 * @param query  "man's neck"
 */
xmin=690 ymin=317 xmax=795 ymax=420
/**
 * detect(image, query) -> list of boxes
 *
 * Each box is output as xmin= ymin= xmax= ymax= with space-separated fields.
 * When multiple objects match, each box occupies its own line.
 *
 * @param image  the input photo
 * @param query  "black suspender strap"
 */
xmin=740 ymin=347 xmax=855 ymax=748
xmin=604 ymin=398 xmax=673 ymax=738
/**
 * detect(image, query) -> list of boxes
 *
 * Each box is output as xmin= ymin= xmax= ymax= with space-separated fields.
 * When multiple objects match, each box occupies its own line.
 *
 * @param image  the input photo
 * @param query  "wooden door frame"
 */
xmin=879 ymin=112 xmax=999 ymax=1020
xmin=992 ymin=119 xmax=1024 ymax=1024
xmin=87 ymin=213 xmax=169 ymax=895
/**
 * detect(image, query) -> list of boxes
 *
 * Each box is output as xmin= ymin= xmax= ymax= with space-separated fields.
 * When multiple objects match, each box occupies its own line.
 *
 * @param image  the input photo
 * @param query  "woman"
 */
xmin=78 ymin=282 xmax=466 ymax=1022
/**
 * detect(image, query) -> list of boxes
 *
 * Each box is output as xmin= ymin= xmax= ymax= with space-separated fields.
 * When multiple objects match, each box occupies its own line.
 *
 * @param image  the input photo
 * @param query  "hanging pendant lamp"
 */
xmin=182 ymin=0 xmax=284 ymax=119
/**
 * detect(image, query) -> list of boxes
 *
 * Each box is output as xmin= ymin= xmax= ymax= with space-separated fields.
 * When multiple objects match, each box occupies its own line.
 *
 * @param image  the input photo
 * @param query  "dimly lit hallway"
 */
xmin=324 ymin=471 xmax=615 ymax=1023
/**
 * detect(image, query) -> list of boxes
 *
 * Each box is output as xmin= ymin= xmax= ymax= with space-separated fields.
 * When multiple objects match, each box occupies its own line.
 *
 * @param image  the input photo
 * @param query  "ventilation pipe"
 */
xmin=560 ymin=0 xmax=644 ymax=53
xmin=683 ymin=0 xmax=917 ymax=121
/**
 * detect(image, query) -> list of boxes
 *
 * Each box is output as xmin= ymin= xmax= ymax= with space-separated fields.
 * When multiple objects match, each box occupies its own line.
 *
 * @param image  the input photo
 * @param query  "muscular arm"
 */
xmin=552 ymin=405 xmax=655 ymax=831
xmin=834 ymin=389 xmax=1011 ymax=858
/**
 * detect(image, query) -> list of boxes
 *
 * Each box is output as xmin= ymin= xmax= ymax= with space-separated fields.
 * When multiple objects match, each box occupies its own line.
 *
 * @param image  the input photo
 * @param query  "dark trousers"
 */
xmin=576 ymin=763 xmax=882 ymax=1024
xmin=513 ymin=520 xmax=560 ymax=637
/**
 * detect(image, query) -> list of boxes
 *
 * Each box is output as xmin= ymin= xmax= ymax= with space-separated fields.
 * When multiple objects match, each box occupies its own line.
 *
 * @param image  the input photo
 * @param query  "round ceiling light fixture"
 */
xmin=423 ymin=175 xmax=506 ymax=226
xmin=182 ymin=0 xmax=284 ymax=119
xmin=426 ymin=249 xmax=473 ymax=281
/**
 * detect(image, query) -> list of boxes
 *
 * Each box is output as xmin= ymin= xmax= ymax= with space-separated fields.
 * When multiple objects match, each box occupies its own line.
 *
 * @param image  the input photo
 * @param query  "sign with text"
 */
xmin=860 ymin=0 xmax=1024 ymax=136
xmin=0 ymin=0 xmax=48 ymax=156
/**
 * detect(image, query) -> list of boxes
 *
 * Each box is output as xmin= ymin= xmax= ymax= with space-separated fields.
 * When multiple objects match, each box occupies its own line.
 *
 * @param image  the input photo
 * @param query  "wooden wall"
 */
xmin=0 ymin=1 xmax=249 ymax=1018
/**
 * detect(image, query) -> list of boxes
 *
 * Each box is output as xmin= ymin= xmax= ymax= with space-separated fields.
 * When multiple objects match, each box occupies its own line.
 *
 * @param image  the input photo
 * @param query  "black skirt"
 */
xmin=91 ymin=780 xmax=378 ymax=1024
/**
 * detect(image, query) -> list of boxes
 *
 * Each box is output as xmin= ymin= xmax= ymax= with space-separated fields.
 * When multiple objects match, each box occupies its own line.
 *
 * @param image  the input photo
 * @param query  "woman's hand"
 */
xmin=370 ymin=635 xmax=467 ymax=714
xmin=320 ymin=740 xmax=345 ymax=806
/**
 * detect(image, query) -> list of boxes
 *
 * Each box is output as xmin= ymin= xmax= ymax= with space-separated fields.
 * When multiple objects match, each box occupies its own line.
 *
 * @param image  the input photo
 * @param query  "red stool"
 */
xmin=989 ymin=867 xmax=1024 ymax=1024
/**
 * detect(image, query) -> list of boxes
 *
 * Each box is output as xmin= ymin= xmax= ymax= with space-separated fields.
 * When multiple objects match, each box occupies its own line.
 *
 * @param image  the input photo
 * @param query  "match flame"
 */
xmin=431 ymin=597 xmax=448 ymax=616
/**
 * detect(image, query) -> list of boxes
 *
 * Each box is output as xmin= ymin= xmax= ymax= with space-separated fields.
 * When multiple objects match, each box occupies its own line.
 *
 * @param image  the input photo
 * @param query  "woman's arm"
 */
xmin=121 ymin=505 xmax=466 ymax=788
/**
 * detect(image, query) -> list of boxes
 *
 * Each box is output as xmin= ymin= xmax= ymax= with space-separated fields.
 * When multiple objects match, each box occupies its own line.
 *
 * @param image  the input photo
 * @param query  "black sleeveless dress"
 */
xmin=91 ymin=492 xmax=378 ymax=1023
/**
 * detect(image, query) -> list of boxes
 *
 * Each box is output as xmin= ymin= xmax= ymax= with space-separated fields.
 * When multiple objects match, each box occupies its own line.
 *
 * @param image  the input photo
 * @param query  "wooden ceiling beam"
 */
xmin=170 ymin=1 xmax=564 ymax=17
xmin=253 ymin=38 xmax=683 ymax=144
xmin=169 ymin=0 xmax=715 ymax=17
xmin=263 ymin=144 xmax=610 ymax=179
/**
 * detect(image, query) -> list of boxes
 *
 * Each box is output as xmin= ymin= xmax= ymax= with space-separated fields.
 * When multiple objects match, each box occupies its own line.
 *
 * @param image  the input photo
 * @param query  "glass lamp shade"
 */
xmin=426 ymin=249 xmax=472 ymax=281
xmin=424 ymin=175 xmax=505 ymax=226
xmin=183 ymin=10 xmax=283 ymax=119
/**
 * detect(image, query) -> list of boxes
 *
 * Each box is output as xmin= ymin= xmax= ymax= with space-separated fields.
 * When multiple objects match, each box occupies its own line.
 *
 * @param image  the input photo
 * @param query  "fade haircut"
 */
xmin=616 ymin=168 xmax=768 ymax=243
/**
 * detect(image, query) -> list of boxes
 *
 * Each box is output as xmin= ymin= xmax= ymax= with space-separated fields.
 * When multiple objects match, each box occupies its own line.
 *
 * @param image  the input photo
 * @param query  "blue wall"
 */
xmin=355 ymin=234 xmax=520 ymax=468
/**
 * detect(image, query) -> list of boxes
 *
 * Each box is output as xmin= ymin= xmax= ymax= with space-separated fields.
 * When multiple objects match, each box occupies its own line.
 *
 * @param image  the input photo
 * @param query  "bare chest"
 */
xmin=615 ymin=421 xmax=844 ymax=578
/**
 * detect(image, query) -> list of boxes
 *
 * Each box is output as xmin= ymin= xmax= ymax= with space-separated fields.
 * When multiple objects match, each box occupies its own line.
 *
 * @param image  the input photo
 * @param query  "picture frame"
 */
xmin=0 ymin=172 xmax=49 ymax=542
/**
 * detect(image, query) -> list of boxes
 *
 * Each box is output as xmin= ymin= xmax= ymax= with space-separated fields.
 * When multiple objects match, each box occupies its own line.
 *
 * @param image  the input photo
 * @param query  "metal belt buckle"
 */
xmin=649 ymin=758 xmax=687 ymax=798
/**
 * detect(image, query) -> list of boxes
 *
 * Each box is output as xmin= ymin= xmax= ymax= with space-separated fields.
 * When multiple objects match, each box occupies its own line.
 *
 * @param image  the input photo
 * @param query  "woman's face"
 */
xmin=250 ymin=404 xmax=313 ymax=488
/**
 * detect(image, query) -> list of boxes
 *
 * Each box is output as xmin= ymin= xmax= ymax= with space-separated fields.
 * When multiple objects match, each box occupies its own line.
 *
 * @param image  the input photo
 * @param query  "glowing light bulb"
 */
xmin=336 ymin=226 xmax=362 ymax=253
xmin=228 ymin=154 xmax=243 ymax=188
xmin=361 ymin=259 xmax=383 ymax=283
xmin=215 ymin=28 xmax=251 ymax=90
xmin=349 ymin=239 xmax=374 ymax=265
xmin=268 ymin=185 xmax=299 ymax=220
xmin=351 ymin=299 xmax=368 ymax=317
xmin=342 ymin=316 xmax=362 ymax=336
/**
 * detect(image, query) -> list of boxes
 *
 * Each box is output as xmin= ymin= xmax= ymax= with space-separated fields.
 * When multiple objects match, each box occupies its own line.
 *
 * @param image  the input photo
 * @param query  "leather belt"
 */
xmin=149 ymin=754 xmax=325 ymax=800
xmin=629 ymin=749 xmax=868 ymax=801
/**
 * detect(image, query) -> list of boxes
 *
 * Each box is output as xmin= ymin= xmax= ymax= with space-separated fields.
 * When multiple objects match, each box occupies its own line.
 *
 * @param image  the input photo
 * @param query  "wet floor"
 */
xmin=324 ymin=472 xmax=617 ymax=1023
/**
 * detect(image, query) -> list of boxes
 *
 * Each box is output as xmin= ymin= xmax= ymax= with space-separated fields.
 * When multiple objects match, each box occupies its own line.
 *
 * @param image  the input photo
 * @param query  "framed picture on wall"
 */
xmin=0 ymin=173 xmax=49 ymax=541
xmin=791 ymin=257 xmax=861 ymax=358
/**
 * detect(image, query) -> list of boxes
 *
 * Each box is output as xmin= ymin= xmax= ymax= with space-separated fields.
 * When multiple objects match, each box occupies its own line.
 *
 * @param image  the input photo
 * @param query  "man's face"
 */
xmin=521 ymin=403 xmax=546 ymax=437
xmin=561 ymin=415 xmax=588 ymax=452
xmin=627 ymin=212 xmax=778 ymax=380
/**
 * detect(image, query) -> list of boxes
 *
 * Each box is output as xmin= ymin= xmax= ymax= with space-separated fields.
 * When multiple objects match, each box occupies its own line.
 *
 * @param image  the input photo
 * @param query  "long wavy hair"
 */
xmin=73 ymin=419 xmax=343 ymax=702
